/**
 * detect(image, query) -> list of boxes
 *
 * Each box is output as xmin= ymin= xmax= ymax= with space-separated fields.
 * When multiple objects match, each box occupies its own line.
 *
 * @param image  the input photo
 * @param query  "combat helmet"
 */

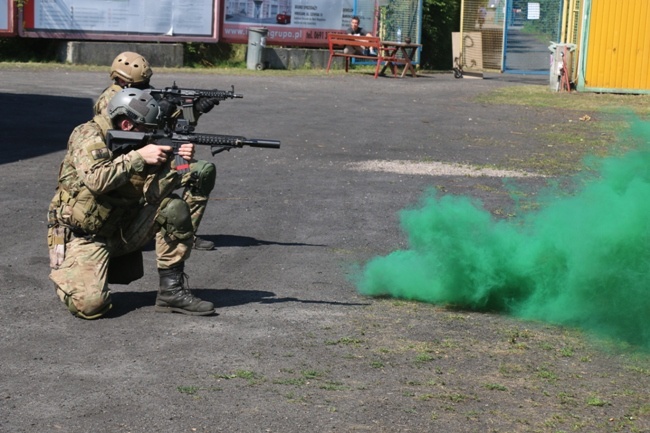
xmin=110 ymin=51 xmax=153 ymax=86
xmin=107 ymin=88 xmax=160 ymax=127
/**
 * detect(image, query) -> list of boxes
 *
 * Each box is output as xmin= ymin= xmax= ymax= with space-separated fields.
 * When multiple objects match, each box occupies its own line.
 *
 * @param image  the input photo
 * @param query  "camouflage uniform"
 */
xmin=93 ymin=85 xmax=215 ymax=237
xmin=93 ymin=83 xmax=122 ymax=118
xmin=48 ymin=115 xmax=193 ymax=319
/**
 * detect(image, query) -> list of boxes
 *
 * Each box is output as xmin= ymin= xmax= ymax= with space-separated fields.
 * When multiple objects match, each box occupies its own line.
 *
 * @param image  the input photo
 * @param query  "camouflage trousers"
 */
xmin=49 ymin=200 xmax=193 ymax=319
xmin=181 ymin=159 xmax=215 ymax=233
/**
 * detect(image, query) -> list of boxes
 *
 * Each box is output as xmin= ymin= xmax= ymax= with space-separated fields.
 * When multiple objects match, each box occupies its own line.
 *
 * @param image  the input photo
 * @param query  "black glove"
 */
xmin=157 ymin=99 xmax=178 ymax=118
xmin=196 ymin=97 xmax=216 ymax=114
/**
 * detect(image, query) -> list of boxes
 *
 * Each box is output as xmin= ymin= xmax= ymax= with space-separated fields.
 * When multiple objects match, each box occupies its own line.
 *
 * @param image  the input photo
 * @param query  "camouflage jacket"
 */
xmin=93 ymin=83 xmax=122 ymax=117
xmin=50 ymin=116 xmax=149 ymax=235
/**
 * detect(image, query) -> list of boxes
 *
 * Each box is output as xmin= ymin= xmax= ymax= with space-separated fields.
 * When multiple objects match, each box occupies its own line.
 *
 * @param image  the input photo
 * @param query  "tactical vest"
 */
xmin=51 ymin=117 xmax=147 ymax=237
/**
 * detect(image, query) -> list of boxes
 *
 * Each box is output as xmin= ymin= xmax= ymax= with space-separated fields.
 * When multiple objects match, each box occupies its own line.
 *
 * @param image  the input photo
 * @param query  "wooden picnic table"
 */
xmin=379 ymin=41 xmax=423 ymax=78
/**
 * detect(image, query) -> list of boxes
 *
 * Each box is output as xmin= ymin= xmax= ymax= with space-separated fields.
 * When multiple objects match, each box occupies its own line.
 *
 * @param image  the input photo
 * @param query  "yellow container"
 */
xmin=578 ymin=0 xmax=650 ymax=93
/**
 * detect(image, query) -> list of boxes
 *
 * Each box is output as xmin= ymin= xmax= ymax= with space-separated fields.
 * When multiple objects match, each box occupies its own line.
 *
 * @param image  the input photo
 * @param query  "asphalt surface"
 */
xmin=0 ymin=66 xmax=550 ymax=432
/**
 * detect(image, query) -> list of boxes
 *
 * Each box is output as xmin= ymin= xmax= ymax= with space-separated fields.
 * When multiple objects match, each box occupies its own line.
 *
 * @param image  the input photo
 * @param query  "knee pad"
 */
xmin=189 ymin=160 xmax=216 ymax=197
xmin=57 ymin=286 xmax=112 ymax=320
xmin=157 ymin=195 xmax=194 ymax=240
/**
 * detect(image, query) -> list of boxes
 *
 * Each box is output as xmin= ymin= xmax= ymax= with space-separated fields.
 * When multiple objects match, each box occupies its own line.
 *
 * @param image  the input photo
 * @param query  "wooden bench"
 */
xmin=326 ymin=33 xmax=399 ymax=79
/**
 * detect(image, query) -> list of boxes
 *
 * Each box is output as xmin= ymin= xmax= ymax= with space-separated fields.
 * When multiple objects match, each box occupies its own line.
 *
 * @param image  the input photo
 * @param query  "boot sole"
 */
xmin=155 ymin=306 xmax=215 ymax=316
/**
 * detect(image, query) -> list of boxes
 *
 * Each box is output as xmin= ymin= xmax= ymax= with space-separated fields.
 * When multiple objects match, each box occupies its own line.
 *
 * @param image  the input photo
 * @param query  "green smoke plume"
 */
xmin=356 ymin=120 xmax=650 ymax=348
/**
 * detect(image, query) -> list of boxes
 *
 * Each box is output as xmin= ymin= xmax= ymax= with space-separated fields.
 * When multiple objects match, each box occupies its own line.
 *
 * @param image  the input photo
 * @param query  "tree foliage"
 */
xmin=420 ymin=0 xmax=461 ymax=69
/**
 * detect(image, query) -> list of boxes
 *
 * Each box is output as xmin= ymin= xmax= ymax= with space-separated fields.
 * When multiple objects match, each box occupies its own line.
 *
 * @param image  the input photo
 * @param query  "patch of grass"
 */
xmin=540 ymin=342 xmax=555 ymax=351
xmin=484 ymin=383 xmax=508 ymax=391
xmin=325 ymin=336 xmax=364 ymax=345
xmin=542 ymin=413 xmax=566 ymax=429
xmin=586 ymin=395 xmax=610 ymax=407
xmin=414 ymin=353 xmax=435 ymax=365
xmin=439 ymin=339 xmax=458 ymax=349
xmin=624 ymin=365 xmax=650 ymax=376
xmin=557 ymin=391 xmax=577 ymax=406
xmin=559 ymin=346 xmax=574 ymax=357
xmin=301 ymin=369 xmax=325 ymax=380
xmin=177 ymin=385 xmax=200 ymax=395
xmin=283 ymin=392 xmax=308 ymax=404
xmin=319 ymin=381 xmax=348 ymax=391
xmin=632 ymin=404 xmax=650 ymax=416
xmin=473 ymin=85 xmax=649 ymax=177
xmin=475 ymin=85 xmax=650 ymax=116
xmin=536 ymin=366 xmax=559 ymax=383
xmin=441 ymin=393 xmax=469 ymax=403
xmin=0 ymin=60 xmax=350 ymax=78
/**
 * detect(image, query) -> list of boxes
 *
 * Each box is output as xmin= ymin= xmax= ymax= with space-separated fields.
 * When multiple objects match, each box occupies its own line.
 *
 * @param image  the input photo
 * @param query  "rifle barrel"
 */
xmin=243 ymin=139 xmax=281 ymax=149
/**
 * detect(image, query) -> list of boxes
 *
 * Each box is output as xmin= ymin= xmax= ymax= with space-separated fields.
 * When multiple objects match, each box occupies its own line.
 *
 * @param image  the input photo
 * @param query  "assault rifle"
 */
xmin=147 ymin=82 xmax=243 ymax=127
xmin=106 ymin=124 xmax=280 ymax=174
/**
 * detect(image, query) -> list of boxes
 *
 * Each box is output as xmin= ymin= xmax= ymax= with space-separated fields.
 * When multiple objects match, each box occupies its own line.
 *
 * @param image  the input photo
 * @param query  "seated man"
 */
xmin=48 ymin=88 xmax=215 ymax=319
xmin=344 ymin=16 xmax=376 ymax=56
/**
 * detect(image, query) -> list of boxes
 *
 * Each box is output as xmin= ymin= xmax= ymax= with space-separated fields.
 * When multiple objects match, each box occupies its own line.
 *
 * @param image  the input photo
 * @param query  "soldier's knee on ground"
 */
xmin=157 ymin=195 xmax=194 ymax=241
xmin=56 ymin=285 xmax=112 ymax=320
xmin=189 ymin=160 xmax=216 ymax=197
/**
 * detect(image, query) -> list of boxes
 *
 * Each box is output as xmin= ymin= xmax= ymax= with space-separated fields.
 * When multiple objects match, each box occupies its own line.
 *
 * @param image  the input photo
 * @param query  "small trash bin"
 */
xmin=548 ymin=42 xmax=576 ymax=92
xmin=247 ymin=27 xmax=268 ymax=71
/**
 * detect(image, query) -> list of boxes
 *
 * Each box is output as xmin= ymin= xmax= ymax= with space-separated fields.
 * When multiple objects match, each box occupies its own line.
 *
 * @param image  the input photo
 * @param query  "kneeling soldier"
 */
xmin=48 ymin=88 xmax=215 ymax=319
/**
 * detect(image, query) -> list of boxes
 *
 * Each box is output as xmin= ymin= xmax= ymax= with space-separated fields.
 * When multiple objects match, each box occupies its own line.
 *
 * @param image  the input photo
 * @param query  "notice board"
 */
xmin=21 ymin=0 xmax=219 ymax=42
xmin=221 ymin=0 xmax=373 ymax=47
xmin=0 ymin=0 xmax=15 ymax=36
xmin=18 ymin=0 xmax=376 ymax=47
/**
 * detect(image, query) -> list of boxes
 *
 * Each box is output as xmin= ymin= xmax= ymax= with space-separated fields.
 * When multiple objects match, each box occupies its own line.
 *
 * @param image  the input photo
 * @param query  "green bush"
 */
xmin=183 ymin=42 xmax=246 ymax=68
xmin=420 ymin=0 xmax=461 ymax=69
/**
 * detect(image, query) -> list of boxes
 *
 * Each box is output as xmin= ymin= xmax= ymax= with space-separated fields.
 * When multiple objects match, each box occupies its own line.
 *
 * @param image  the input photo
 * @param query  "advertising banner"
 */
xmin=18 ymin=0 xmax=379 ymax=46
xmin=221 ymin=0 xmax=375 ymax=47
xmin=22 ymin=0 xmax=219 ymax=41
xmin=0 ymin=0 xmax=14 ymax=35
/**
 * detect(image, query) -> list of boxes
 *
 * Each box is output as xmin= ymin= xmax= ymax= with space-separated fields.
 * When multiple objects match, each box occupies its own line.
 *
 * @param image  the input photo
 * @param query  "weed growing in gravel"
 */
xmin=586 ymin=395 xmax=609 ymax=407
xmin=214 ymin=370 xmax=264 ymax=385
xmin=177 ymin=385 xmax=199 ymax=395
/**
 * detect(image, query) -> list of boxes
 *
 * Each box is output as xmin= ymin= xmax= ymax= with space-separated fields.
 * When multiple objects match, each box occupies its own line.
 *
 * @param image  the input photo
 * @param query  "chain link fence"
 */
xmin=354 ymin=0 xmax=423 ymax=64
xmin=457 ymin=0 xmax=564 ymax=74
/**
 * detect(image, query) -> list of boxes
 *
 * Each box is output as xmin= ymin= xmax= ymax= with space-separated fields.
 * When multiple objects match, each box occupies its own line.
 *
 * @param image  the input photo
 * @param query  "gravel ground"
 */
xmin=1 ymin=65 xmax=648 ymax=433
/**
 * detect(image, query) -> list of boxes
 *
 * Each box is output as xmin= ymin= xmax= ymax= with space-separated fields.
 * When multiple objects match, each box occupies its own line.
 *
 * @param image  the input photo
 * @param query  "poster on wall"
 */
xmin=0 ymin=0 xmax=14 ymax=35
xmin=22 ymin=0 xmax=218 ymax=41
xmin=221 ymin=0 xmax=369 ymax=47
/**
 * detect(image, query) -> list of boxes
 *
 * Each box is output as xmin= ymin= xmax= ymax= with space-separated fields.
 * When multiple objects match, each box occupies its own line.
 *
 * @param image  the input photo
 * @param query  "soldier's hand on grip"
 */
xmin=196 ymin=97 xmax=216 ymax=114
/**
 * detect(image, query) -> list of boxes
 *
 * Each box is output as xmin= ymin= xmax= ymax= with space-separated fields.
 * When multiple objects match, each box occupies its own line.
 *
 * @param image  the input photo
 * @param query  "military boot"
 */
xmin=192 ymin=235 xmax=215 ymax=251
xmin=155 ymin=265 xmax=215 ymax=316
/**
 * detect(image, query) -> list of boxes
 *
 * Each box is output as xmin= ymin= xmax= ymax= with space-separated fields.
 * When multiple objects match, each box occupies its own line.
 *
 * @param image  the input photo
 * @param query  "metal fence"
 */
xmin=354 ymin=0 xmax=423 ymax=64
xmin=458 ymin=0 xmax=564 ymax=75
xmin=504 ymin=0 xmax=563 ymax=73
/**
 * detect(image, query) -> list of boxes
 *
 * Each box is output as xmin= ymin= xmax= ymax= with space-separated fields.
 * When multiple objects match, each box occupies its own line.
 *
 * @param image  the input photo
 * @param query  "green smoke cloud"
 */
xmin=355 ymin=120 xmax=650 ymax=348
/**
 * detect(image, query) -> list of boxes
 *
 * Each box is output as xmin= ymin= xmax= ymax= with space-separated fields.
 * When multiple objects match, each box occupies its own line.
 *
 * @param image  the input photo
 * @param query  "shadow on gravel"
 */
xmin=0 ymin=93 xmax=92 ymax=164
xmin=142 ymin=234 xmax=327 ymax=251
xmin=106 ymin=291 xmax=157 ymax=317
xmin=106 ymin=288 xmax=366 ymax=317
xmin=209 ymin=234 xmax=326 ymax=248
xmin=218 ymin=289 xmax=369 ymax=308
